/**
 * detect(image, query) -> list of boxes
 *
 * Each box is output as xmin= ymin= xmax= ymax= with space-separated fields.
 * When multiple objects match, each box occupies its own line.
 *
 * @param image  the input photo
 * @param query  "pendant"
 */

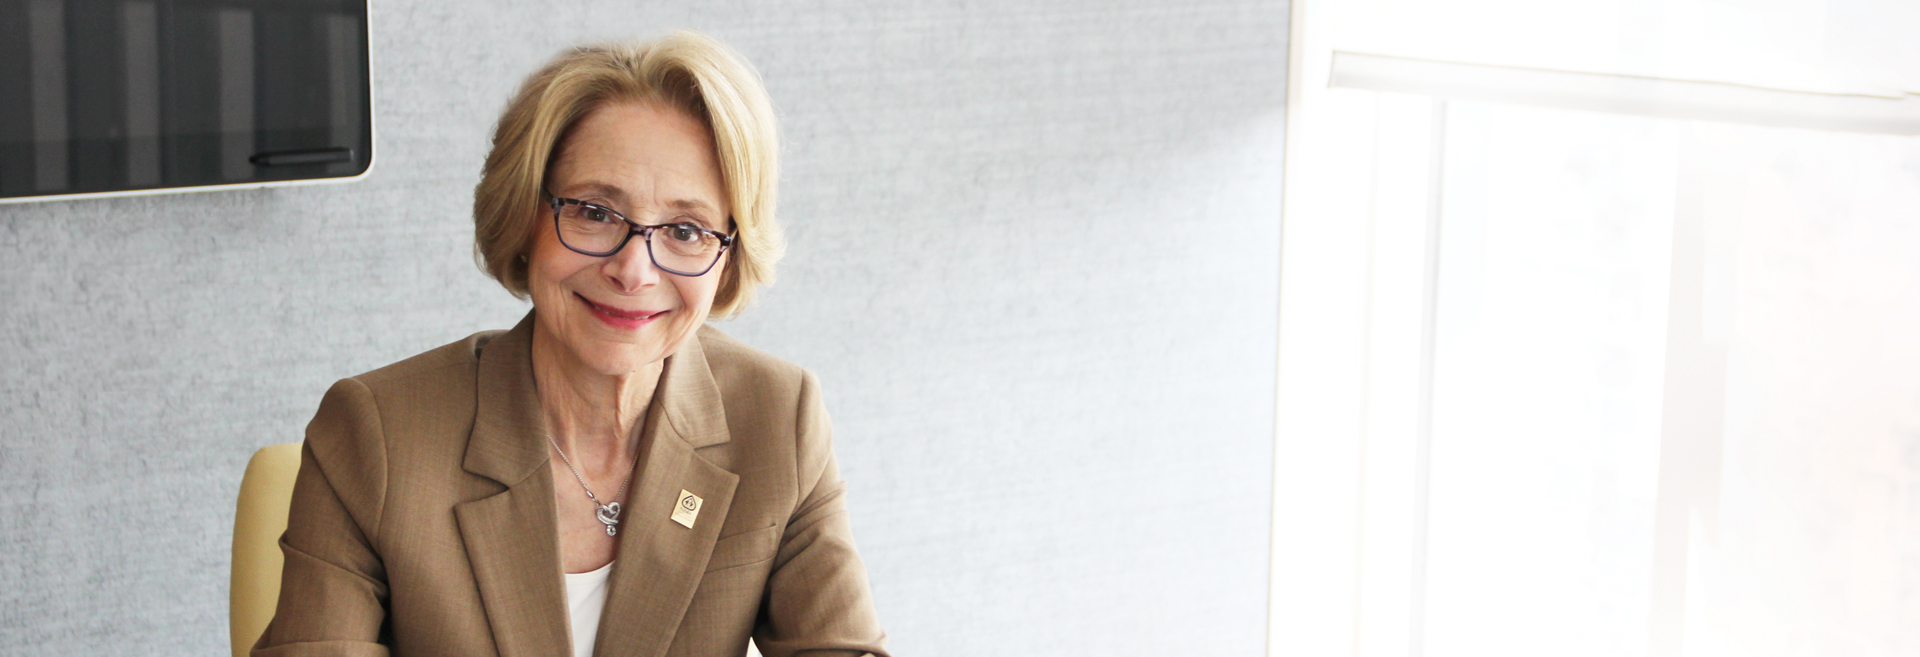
xmin=595 ymin=502 xmax=622 ymax=537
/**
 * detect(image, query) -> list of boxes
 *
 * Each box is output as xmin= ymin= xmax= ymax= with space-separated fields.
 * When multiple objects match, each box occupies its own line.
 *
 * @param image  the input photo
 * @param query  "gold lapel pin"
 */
xmin=671 ymin=489 xmax=703 ymax=529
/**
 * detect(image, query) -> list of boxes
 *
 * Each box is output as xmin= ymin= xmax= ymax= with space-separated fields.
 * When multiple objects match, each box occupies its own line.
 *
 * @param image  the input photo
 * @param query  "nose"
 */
xmin=601 ymin=232 xmax=661 ymax=293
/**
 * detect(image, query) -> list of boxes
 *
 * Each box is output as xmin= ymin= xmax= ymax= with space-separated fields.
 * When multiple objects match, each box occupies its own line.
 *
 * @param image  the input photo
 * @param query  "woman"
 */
xmin=255 ymin=32 xmax=889 ymax=657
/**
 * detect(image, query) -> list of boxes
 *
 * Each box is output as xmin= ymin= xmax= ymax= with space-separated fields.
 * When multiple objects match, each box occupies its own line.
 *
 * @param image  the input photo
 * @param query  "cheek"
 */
xmin=694 ymin=275 xmax=722 ymax=305
xmin=526 ymin=237 xmax=590 ymax=297
xmin=527 ymin=261 xmax=564 ymax=303
xmin=684 ymin=262 xmax=726 ymax=311
xmin=666 ymin=249 xmax=721 ymax=307
xmin=703 ymin=253 xmax=732 ymax=302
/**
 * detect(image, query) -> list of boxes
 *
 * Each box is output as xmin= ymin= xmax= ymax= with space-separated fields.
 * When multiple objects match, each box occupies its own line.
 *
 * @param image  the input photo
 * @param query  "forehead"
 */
xmin=548 ymin=100 xmax=727 ymax=214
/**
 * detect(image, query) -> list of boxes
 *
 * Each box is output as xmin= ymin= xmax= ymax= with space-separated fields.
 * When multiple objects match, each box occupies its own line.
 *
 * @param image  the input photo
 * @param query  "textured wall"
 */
xmin=0 ymin=1 xmax=1286 ymax=654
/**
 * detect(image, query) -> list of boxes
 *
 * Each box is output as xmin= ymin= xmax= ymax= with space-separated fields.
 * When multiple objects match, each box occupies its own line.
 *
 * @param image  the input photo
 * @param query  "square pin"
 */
xmin=671 ymin=489 xmax=702 ymax=528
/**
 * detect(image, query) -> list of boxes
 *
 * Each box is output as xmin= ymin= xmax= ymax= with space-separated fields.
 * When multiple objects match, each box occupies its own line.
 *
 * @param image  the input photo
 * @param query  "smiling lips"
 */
xmin=578 ymin=293 xmax=666 ymax=330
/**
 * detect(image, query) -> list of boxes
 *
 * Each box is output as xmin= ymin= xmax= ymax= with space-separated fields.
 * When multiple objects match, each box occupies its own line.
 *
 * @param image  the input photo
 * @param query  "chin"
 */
xmin=576 ymin=341 xmax=668 ymax=376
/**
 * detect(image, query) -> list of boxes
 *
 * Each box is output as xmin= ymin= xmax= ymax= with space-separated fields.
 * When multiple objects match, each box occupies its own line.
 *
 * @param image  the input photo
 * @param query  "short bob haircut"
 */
xmin=473 ymin=31 xmax=782 ymax=318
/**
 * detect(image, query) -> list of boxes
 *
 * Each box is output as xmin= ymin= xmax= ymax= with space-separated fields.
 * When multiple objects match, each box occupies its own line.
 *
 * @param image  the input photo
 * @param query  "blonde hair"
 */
xmin=473 ymin=31 xmax=782 ymax=317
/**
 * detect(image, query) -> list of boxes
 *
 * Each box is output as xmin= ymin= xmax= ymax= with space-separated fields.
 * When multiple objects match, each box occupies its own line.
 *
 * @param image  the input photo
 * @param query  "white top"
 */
xmin=564 ymin=561 xmax=615 ymax=657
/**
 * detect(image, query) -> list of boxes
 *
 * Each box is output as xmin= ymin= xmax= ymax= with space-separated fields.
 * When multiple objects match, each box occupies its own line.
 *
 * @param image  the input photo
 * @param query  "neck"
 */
xmin=530 ymin=328 xmax=662 ymax=473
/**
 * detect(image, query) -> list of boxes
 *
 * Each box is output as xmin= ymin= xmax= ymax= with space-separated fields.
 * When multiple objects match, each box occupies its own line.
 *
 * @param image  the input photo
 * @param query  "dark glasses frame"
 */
xmin=546 ymin=192 xmax=735 ymax=277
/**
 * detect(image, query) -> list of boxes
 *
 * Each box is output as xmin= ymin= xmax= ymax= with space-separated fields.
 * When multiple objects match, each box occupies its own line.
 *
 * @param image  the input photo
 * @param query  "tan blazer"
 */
xmin=254 ymin=315 xmax=889 ymax=657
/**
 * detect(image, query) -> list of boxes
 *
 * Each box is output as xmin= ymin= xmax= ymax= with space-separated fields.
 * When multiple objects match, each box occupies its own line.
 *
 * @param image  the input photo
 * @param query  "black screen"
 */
xmin=0 ymin=0 xmax=371 ymax=200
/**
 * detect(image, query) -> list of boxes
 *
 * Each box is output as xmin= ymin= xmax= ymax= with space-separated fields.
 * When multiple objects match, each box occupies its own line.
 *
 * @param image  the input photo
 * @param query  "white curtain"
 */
xmin=1273 ymin=2 xmax=1920 ymax=656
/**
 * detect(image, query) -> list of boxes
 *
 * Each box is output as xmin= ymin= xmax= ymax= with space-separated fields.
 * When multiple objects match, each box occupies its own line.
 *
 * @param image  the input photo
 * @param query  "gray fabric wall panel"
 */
xmin=0 ymin=2 xmax=1286 ymax=654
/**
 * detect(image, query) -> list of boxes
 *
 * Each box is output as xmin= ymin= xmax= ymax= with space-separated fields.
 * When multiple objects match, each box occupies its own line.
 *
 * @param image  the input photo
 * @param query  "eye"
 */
xmin=583 ymin=206 xmax=614 ymax=223
xmin=666 ymin=224 xmax=702 ymax=243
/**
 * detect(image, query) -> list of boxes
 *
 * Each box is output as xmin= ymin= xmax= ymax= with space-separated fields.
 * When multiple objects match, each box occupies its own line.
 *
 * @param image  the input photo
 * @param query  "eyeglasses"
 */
xmin=546 ymin=192 xmax=735 ymax=277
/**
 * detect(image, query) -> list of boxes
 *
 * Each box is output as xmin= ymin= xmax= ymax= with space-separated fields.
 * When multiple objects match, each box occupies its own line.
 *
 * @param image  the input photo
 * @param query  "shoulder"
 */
xmin=695 ymin=324 xmax=812 ymax=401
xmin=348 ymin=329 xmax=504 ymax=394
xmin=691 ymin=327 xmax=842 ymax=521
xmin=693 ymin=325 xmax=832 ymax=461
xmin=305 ymin=329 xmax=503 ymax=474
xmin=301 ymin=330 xmax=508 ymax=533
xmin=317 ymin=327 xmax=512 ymax=445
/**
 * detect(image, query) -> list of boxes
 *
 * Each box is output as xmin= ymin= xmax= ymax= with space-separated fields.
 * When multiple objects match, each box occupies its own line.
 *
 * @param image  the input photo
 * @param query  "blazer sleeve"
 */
xmin=253 ymin=378 xmax=393 ymax=657
xmin=752 ymin=370 xmax=891 ymax=657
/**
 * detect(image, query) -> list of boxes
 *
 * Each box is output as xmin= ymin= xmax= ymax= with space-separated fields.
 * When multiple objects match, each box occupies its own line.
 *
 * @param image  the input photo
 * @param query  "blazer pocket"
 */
xmin=705 ymin=524 xmax=779 ymax=573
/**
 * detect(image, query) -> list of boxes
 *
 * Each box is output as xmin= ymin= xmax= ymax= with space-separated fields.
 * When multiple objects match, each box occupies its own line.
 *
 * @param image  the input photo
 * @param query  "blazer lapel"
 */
xmin=453 ymin=313 xmax=573 ymax=657
xmin=595 ymin=333 xmax=740 ymax=657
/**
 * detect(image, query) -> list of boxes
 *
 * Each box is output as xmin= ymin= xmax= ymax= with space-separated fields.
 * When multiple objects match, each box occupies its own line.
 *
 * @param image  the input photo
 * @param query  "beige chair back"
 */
xmin=230 ymin=443 xmax=302 ymax=657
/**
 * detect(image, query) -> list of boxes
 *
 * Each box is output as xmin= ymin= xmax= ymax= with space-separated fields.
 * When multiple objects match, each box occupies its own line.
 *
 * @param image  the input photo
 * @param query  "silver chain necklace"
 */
xmin=546 ymin=435 xmax=638 ymax=537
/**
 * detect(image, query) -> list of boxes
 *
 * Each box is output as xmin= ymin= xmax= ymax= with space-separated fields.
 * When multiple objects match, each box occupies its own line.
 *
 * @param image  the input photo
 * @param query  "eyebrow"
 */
xmin=666 ymin=198 xmax=718 ymax=214
xmin=559 ymin=182 xmax=723 ymax=227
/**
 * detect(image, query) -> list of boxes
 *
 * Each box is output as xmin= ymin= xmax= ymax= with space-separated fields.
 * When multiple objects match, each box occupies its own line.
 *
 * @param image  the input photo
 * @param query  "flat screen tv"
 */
xmin=0 ymin=0 xmax=373 ymax=203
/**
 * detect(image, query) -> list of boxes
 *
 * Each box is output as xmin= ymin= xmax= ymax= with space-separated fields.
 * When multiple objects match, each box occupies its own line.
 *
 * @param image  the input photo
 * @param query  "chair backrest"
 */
xmin=231 ymin=443 xmax=303 ymax=657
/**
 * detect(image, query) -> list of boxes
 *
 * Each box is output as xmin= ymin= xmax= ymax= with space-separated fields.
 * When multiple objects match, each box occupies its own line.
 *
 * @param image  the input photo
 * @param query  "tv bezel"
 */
xmin=0 ymin=0 xmax=378 ymax=205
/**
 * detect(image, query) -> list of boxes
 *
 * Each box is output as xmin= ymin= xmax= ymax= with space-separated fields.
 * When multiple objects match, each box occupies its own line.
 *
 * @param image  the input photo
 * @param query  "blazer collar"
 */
xmin=459 ymin=312 xmax=740 ymax=657
xmin=595 ymin=325 xmax=741 ymax=657
xmin=458 ymin=312 xmax=565 ymax=657
xmin=465 ymin=312 xmax=548 ymax=487
xmin=465 ymin=313 xmax=734 ymax=488
xmin=646 ymin=324 xmax=732 ymax=451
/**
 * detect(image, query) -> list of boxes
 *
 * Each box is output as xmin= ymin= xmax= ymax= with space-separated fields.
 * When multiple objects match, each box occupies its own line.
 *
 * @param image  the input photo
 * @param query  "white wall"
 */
xmin=0 ymin=2 xmax=1288 ymax=654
